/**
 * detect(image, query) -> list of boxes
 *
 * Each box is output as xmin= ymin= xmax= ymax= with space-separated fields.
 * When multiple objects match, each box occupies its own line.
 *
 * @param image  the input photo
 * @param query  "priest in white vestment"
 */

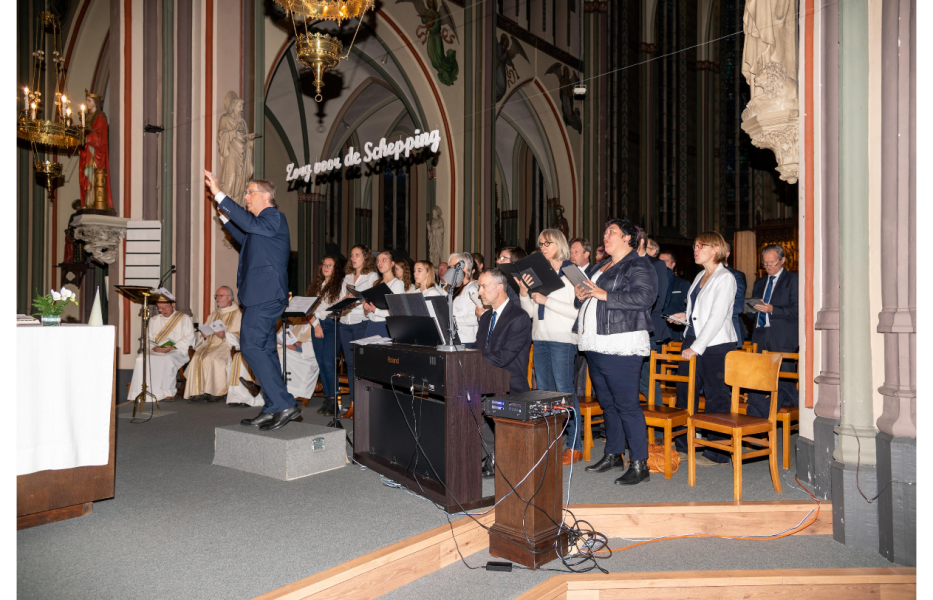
xmin=127 ymin=292 xmax=195 ymax=402
xmin=227 ymin=318 xmax=320 ymax=407
xmin=184 ymin=286 xmax=242 ymax=402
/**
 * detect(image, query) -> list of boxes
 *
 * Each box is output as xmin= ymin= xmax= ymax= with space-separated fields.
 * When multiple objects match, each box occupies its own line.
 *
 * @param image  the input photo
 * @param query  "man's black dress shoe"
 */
xmin=614 ymin=459 xmax=650 ymax=485
xmin=258 ymin=405 xmax=302 ymax=431
xmin=585 ymin=453 xmax=625 ymax=473
xmin=241 ymin=411 xmax=274 ymax=427
xmin=239 ymin=377 xmax=262 ymax=398
xmin=481 ymin=455 xmax=496 ymax=478
xmin=206 ymin=394 xmax=226 ymax=403
xmin=186 ymin=394 xmax=205 ymax=403
xmin=229 ymin=402 xmax=249 ymax=408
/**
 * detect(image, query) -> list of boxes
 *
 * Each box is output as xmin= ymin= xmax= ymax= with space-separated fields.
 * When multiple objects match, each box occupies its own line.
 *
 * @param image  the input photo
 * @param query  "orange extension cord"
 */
xmin=593 ymin=475 xmax=821 ymax=554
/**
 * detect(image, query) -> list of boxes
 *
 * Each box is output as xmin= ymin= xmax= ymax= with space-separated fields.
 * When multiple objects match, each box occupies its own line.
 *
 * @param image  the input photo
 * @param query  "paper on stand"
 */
xmin=350 ymin=335 xmax=393 ymax=346
xmin=286 ymin=296 xmax=318 ymax=315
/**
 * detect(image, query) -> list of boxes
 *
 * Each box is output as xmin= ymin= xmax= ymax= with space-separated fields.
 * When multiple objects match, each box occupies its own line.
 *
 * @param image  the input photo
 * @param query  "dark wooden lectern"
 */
xmin=488 ymin=414 xmax=568 ymax=569
xmin=353 ymin=344 xmax=509 ymax=512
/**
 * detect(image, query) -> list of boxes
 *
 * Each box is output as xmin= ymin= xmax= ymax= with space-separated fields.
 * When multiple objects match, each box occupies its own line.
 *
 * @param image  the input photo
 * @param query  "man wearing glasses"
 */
xmin=205 ymin=171 xmax=300 ymax=431
xmin=747 ymin=244 xmax=799 ymax=418
xmin=184 ymin=286 xmax=242 ymax=403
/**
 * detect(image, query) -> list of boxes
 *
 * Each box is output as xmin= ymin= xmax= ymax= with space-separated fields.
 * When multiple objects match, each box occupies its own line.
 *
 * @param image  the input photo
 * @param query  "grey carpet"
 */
xmin=18 ymin=399 xmax=866 ymax=600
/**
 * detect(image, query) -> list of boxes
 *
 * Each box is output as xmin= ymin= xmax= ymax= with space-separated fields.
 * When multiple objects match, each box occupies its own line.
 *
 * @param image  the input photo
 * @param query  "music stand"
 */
xmin=116 ymin=285 xmax=159 ymax=418
xmin=325 ymin=296 xmax=362 ymax=429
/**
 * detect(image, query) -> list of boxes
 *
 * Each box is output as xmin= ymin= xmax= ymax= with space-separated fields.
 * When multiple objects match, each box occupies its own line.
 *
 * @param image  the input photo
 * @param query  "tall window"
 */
xmin=382 ymin=162 xmax=410 ymax=254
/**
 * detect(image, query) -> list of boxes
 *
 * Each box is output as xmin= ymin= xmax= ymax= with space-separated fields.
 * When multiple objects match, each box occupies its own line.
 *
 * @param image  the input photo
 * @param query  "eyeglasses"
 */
xmin=537 ymin=241 xmax=554 ymax=249
xmin=497 ymin=255 xmax=510 ymax=262
xmin=693 ymin=243 xmax=712 ymax=250
xmin=244 ymin=189 xmax=263 ymax=195
xmin=762 ymin=260 xmax=782 ymax=268
xmin=214 ymin=294 xmax=230 ymax=298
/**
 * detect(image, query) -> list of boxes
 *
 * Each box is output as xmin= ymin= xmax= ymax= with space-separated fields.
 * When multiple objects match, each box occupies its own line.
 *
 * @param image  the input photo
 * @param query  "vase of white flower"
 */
xmin=32 ymin=287 xmax=79 ymax=326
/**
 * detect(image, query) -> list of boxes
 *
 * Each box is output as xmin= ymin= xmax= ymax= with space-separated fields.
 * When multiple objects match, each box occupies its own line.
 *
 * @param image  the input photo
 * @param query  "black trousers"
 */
xmin=673 ymin=335 xmax=734 ymax=463
xmin=747 ymin=326 xmax=800 ymax=418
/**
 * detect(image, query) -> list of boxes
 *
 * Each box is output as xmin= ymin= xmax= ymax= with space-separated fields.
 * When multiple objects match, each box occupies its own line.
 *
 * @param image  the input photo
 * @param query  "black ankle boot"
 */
xmin=585 ymin=453 xmax=625 ymax=473
xmin=318 ymin=397 xmax=335 ymax=415
xmin=614 ymin=459 xmax=650 ymax=485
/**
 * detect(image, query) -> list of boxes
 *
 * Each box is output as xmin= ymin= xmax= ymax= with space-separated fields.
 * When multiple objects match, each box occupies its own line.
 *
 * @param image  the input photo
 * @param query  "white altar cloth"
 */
xmin=17 ymin=325 xmax=115 ymax=476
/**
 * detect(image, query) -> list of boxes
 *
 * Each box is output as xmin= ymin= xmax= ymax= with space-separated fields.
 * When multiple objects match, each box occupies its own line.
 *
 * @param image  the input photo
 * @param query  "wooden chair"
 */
xmin=527 ymin=344 xmax=535 ymax=389
xmin=579 ymin=367 xmax=604 ymax=462
xmin=687 ymin=351 xmax=783 ymax=501
xmin=742 ymin=341 xmax=758 ymax=353
xmin=643 ymin=351 xmax=697 ymax=479
xmin=763 ymin=351 xmax=800 ymax=469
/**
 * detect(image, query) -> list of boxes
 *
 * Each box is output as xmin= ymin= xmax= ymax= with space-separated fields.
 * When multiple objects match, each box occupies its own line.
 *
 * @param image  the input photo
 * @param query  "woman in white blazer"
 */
xmin=666 ymin=231 xmax=737 ymax=465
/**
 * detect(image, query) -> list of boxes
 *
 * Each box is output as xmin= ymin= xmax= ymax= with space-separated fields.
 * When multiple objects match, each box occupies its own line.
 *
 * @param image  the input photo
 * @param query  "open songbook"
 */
xmin=277 ymin=329 xmax=299 ymax=346
xmin=198 ymin=320 xmax=227 ymax=336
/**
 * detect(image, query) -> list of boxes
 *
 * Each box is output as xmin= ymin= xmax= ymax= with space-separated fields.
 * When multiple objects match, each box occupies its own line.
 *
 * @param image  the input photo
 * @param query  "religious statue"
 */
xmin=398 ymin=0 xmax=459 ymax=86
xmin=218 ymin=91 xmax=259 ymax=207
xmin=740 ymin=0 xmax=799 ymax=183
xmin=552 ymin=204 xmax=569 ymax=240
xmin=426 ymin=205 xmax=445 ymax=267
xmin=495 ymin=34 xmax=529 ymax=103
xmin=78 ymin=90 xmax=113 ymax=209
xmin=545 ymin=63 xmax=582 ymax=133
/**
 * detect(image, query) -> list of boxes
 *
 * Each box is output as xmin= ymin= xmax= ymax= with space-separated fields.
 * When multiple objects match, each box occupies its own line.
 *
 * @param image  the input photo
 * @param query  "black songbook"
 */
xmin=327 ymin=296 xmax=362 ymax=313
xmin=509 ymin=252 xmax=565 ymax=297
xmin=495 ymin=263 xmax=523 ymax=295
xmin=356 ymin=282 xmax=394 ymax=311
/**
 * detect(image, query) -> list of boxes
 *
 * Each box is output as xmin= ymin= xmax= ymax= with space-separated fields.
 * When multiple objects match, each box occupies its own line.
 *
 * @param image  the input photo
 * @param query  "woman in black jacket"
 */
xmin=574 ymin=219 xmax=657 ymax=486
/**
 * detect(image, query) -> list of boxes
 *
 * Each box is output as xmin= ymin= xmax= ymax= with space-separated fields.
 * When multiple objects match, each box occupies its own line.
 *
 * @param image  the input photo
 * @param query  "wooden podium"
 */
xmin=352 ymin=344 xmax=509 ymax=512
xmin=488 ymin=414 xmax=568 ymax=569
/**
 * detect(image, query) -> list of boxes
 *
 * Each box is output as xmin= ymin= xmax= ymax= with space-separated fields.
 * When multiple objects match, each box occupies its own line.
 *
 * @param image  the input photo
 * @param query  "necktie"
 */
xmin=757 ymin=276 xmax=776 ymax=328
xmin=487 ymin=310 xmax=498 ymax=342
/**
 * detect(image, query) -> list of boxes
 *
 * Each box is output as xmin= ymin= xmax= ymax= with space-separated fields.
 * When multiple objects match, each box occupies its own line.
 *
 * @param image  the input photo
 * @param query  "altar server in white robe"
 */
xmin=227 ymin=318 xmax=320 ymax=407
xmin=128 ymin=291 xmax=196 ymax=402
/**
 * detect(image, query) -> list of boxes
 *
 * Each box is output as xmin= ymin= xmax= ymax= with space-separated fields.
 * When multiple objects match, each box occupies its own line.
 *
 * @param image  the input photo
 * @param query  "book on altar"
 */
xmin=198 ymin=320 xmax=226 ymax=336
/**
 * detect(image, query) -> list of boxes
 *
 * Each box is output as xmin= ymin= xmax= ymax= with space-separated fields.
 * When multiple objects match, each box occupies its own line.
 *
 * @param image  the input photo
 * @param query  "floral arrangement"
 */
xmin=32 ymin=287 xmax=79 ymax=317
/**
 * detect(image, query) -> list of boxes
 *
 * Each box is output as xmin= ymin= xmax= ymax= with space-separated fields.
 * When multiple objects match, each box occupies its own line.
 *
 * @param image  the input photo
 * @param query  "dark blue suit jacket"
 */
xmin=726 ymin=266 xmax=748 ymax=349
xmin=751 ymin=269 xmax=799 ymax=351
xmin=219 ymin=196 xmax=291 ymax=307
xmin=646 ymin=254 xmax=670 ymax=343
xmin=475 ymin=290 xmax=532 ymax=394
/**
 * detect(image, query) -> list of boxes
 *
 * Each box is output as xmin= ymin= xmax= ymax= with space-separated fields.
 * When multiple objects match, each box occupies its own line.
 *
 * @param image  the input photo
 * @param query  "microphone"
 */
xmin=158 ymin=265 xmax=176 ymax=289
xmin=443 ymin=261 xmax=465 ymax=289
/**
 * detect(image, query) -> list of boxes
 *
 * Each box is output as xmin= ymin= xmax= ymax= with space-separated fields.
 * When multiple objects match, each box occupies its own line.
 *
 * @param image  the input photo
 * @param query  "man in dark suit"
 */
xmin=747 ymin=244 xmax=799 ymax=418
xmin=659 ymin=251 xmax=691 ymax=342
xmin=637 ymin=235 xmax=670 ymax=400
xmin=475 ymin=268 xmax=532 ymax=476
xmin=205 ymin=171 xmax=300 ymax=431
xmin=724 ymin=243 xmax=748 ymax=349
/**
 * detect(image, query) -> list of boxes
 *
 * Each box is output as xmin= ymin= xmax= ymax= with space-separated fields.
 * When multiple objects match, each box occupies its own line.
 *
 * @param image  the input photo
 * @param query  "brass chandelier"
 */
xmin=17 ymin=3 xmax=87 ymax=198
xmin=273 ymin=0 xmax=375 ymax=102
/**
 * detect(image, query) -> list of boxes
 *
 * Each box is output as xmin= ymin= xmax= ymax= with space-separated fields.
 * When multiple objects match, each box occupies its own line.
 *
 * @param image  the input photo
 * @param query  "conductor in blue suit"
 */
xmin=205 ymin=170 xmax=300 ymax=431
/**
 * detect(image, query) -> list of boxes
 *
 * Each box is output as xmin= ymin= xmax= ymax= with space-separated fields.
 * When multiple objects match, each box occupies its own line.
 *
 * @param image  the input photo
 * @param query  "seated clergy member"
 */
xmin=475 ymin=268 xmax=533 ymax=477
xmin=127 ymin=290 xmax=195 ymax=402
xmin=228 ymin=317 xmax=320 ymax=408
xmin=184 ymin=286 xmax=242 ymax=403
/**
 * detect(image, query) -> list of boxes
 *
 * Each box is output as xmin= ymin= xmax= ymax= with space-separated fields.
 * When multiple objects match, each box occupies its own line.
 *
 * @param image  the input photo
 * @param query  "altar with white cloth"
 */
xmin=17 ymin=324 xmax=117 ymax=528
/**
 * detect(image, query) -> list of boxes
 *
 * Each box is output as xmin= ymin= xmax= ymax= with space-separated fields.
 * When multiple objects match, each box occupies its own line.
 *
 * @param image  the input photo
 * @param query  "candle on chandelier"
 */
xmin=30 ymin=102 xmax=36 ymax=120
xmin=23 ymin=88 xmax=28 ymax=112
xmin=80 ymin=104 xmax=85 ymax=128
xmin=66 ymin=107 xmax=72 ymax=125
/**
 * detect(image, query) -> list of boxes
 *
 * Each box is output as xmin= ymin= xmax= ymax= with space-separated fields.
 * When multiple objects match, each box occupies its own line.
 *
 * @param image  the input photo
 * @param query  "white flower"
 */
xmin=51 ymin=290 xmax=62 ymax=301
xmin=62 ymin=288 xmax=75 ymax=300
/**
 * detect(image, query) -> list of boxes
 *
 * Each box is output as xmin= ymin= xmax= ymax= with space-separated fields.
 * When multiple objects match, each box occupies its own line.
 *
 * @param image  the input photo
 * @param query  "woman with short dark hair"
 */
xmin=575 ymin=218 xmax=657 ymax=486
xmin=667 ymin=231 xmax=737 ymax=465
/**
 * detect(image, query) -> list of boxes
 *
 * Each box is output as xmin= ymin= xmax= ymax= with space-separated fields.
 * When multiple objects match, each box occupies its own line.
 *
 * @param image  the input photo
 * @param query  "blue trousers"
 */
xmin=338 ymin=321 xmax=368 ymax=402
xmin=534 ymin=340 xmax=583 ymax=450
xmin=311 ymin=317 xmax=337 ymax=398
xmin=585 ymin=351 xmax=647 ymax=461
xmin=364 ymin=320 xmax=389 ymax=338
xmin=240 ymin=299 xmax=296 ymax=414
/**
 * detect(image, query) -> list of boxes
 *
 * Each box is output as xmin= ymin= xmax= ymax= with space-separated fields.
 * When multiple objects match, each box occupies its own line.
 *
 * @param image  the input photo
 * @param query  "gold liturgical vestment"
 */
xmin=184 ymin=305 xmax=241 ymax=398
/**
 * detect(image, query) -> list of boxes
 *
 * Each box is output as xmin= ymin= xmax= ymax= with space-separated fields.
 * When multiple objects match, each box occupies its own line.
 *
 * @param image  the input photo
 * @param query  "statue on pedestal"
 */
xmin=426 ymin=205 xmax=445 ymax=267
xmin=78 ymin=90 xmax=113 ymax=209
xmin=218 ymin=91 xmax=259 ymax=207
xmin=552 ymin=204 xmax=569 ymax=240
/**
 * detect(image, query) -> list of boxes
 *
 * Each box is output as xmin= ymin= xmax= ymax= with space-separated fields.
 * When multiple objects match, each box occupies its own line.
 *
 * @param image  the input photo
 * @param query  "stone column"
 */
xmin=807 ymin=0 xmax=841 ymax=501
xmin=875 ymin=0 xmax=916 ymax=566
xmin=639 ymin=42 xmax=657 ymax=233
xmin=831 ymin=0 xmax=878 ymax=550
xmin=175 ymin=0 xmax=193 ymax=315
xmin=160 ymin=0 xmax=175 ymax=288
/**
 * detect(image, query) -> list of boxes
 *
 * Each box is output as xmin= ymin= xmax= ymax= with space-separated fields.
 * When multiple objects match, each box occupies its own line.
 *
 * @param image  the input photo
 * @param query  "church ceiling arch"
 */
xmin=497 ymin=84 xmax=558 ymax=199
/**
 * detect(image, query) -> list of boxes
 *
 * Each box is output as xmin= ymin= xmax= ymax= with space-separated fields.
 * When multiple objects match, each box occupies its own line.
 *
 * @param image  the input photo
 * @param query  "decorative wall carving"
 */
xmin=740 ymin=0 xmax=799 ymax=184
xmin=71 ymin=214 xmax=129 ymax=265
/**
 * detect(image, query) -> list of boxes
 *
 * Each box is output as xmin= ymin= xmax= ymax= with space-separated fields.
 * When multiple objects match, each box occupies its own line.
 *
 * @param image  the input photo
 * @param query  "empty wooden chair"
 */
xmin=527 ymin=344 xmax=535 ymax=389
xmin=688 ymin=351 xmax=783 ymax=501
xmin=742 ymin=341 xmax=758 ymax=353
xmin=643 ymin=351 xmax=697 ymax=479
xmin=762 ymin=351 xmax=800 ymax=469
xmin=579 ymin=366 xmax=604 ymax=461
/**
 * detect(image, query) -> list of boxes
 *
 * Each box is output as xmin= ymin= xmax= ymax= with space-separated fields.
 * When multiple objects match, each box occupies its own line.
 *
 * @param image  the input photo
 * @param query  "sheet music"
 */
xmin=425 ymin=300 xmax=446 ymax=341
xmin=286 ymin=295 xmax=318 ymax=315
xmin=350 ymin=335 xmax=393 ymax=346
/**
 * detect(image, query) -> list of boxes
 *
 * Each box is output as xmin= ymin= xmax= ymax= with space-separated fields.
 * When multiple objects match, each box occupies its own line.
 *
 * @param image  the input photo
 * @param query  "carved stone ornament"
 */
xmin=71 ymin=213 xmax=129 ymax=265
xmin=740 ymin=0 xmax=799 ymax=184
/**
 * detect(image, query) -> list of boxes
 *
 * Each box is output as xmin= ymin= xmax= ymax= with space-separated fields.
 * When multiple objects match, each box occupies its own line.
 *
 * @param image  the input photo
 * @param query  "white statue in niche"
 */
xmin=217 ymin=91 xmax=259 ymax=207
xmin=740 ymin=0 xmax=799 ymax=184
xmin=426 ymin=205 xmax=445 ymax=267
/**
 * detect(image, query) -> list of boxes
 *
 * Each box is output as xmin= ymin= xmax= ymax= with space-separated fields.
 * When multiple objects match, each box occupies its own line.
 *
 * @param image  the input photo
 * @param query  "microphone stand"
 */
xmin=327 ymin=313 xmax=343 ymax=430
xmin=437 ymin=263 xmax=465 ymax=352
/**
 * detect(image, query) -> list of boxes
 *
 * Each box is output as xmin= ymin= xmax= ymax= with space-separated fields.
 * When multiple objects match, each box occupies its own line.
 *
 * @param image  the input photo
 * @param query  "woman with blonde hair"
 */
xmin=666 ymin=231 xmax=737 ymax=465
xmin=337 ymin=245 xmax=379 ymax=409
xmin=414 ymin=260 xmax=445 ymax=297
xmin=363 ymin=250 xmax=407 ymax=338
xmin=516 ymin=228 xmax=583 ymax=464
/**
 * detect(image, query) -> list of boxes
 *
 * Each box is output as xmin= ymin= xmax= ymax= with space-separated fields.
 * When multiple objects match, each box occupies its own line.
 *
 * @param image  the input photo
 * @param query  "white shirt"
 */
xmin=685 ymin=264 xmax=738 ymax=354
xmin=577 ymin=270 xmax=650 ymax=356
xmin=367 ymin=277 xmax=407 ymax=321
xmin=422 ymin=285 xmax=446 ymax=297
xmin=487 ymin=297 xmax=509 ymax=338
xmin=339 ymin=271 xmax=380 ymax=325
xmin=757 ymin=267 xmax=784 ymax=328
xmin=451 ymin=280 xmax=480 ymax=343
